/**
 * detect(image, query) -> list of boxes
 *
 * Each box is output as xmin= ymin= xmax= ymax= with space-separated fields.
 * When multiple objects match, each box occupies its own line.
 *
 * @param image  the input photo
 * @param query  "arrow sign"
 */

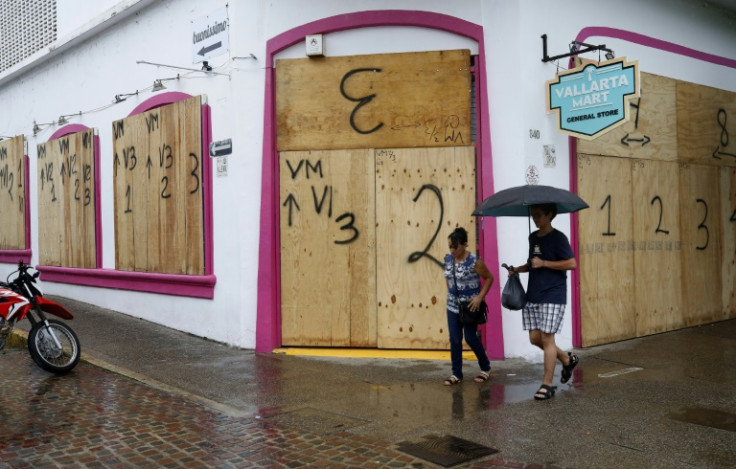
xmin=198 ymin=41 xmax=222 ymax=57
xmin=192 ymin=7 xmax=229 ymax=63
xmin=209 ymin=139 xmax=232 ymax=157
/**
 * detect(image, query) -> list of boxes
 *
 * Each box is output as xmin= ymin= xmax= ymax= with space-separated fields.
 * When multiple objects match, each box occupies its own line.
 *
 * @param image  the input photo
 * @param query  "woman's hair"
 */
xmin=448 ymin=227 xmax=468 ymax=247
xmin=534 ymin=203 xmax=558 ymax=220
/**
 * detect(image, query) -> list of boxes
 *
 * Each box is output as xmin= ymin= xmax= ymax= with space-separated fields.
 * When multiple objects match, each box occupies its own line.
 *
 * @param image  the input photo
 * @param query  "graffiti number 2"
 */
xmin=407 ymin=184 xmax=444 ymax=268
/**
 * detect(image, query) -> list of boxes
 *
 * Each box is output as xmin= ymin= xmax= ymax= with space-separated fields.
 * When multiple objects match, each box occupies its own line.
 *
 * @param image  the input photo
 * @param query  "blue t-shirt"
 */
xmin=444 ymin=253 xmax=481 ymax=314
xmin=527 ymin=229 xmax=574 ymax=304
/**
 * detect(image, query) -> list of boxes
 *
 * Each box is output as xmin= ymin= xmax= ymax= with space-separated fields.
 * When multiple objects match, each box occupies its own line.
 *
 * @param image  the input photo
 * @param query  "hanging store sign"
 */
xmin=546 ymin=57 xmax=640 ymax=140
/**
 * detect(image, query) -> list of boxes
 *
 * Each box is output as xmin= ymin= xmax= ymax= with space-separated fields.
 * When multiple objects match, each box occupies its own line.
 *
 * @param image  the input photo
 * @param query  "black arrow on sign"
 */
xmin=620 ymin=133 xmax=651 ymax=147
xmin=283 ymin=194 xmax=300 ymax=226
xmin=198 ymin=41 xmax=222 ymax=56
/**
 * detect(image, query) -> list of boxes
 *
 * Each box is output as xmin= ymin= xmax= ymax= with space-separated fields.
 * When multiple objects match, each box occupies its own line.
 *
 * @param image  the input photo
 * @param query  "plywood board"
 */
xmin=0 ymin=136 xmax=26 ymax=250
xmin=631 ymin=159 xmax=682 ymax=335
xmin=279 ymin=149 xmax=376 ymax=347
xmin=577 ymin=154 xmax=635 ymax=346
xmin=112 ymin=96 xmax=204 ymax=275
xmin=36 ymin=130 xmax=96 ymax=268
xmin=679 ymin=164 xmax=722 ymax=325
xmin=376 ymin=146 xmax=476 ymax=349
xmin=276 ymin=50 xmax=472 ymax=151
xmin=577 ymin=72 xmax=678 ymax=161
xmin=721 ymin=166 xmax=736 ymax=317
xmin=677 ymin=82 xmax=736 ymax=167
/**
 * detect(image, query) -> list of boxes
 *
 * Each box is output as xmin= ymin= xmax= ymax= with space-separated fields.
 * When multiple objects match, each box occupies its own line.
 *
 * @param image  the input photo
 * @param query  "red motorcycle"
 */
xmin=0 ymin=261 xmax=80 ymax=373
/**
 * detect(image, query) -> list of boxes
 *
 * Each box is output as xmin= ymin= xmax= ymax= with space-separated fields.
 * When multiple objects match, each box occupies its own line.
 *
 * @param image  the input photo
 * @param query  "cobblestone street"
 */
xmin=0 ymin=349 xmax=548 ymax=468
xmin=3 ymin=306 xmax=735 ymax=468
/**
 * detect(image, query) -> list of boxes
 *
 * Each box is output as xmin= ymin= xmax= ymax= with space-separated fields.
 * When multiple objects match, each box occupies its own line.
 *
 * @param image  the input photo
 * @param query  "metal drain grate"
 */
xmin=669 ymin=407 xmax=736 ymax=432
xmin=396 ymin=434 xmax=498 ymax=467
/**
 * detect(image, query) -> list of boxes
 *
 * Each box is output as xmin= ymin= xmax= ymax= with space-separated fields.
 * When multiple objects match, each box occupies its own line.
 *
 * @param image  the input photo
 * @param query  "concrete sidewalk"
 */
xmin=10 ymin=296 xmax=736 ymax=468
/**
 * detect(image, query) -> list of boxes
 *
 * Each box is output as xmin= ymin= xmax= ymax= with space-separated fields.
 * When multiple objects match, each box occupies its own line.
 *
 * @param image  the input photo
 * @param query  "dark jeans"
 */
xmin=447 ymin=309 xmax=491 ymax=379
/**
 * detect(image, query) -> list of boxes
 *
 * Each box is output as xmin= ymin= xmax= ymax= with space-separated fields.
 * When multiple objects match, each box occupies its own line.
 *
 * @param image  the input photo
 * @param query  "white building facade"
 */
xmin=1 ymin=0 xmax=734 ymax=361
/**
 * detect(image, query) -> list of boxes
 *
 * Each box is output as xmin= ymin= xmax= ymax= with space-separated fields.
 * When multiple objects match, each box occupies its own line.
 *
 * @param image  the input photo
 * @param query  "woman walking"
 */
xmin=442 ymin=227 xmax=493 ymax=385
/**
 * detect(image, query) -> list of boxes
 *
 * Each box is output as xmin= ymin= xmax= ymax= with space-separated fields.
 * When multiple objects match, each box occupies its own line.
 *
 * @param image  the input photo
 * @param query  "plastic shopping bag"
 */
xmin=501 ymin=271 xmax=527 ymax=311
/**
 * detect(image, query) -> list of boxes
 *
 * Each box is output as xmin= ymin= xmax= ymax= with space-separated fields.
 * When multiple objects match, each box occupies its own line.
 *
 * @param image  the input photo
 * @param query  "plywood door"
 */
xmin=631 ymin=159 xmax=682 ymax=335
xmin=577 ymin=154 xmax=636 ymax=346
xmin=375 ymin=146 xmax=476 ymax=349
xmin=679 ymin=164 xmax=722 ymax=326
xmin=280 ymin=146 xmax=475 ymax=349
xmin=280 ymin=149 xmax=376 ymax=347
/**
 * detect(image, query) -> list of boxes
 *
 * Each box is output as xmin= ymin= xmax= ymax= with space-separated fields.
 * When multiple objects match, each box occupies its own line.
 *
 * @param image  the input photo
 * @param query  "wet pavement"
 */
xmin=2 ymin=296 xmax=735 ymax=468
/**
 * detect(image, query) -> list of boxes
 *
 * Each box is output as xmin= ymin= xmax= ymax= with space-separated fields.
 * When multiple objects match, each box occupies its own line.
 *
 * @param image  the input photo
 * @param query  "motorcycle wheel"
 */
xmin=28 ymin=319 xmax=81 ymax=373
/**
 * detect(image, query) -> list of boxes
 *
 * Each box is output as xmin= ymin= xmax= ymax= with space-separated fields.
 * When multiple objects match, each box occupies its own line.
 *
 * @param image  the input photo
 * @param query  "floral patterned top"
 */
xmin=444 ymin=252 xmax=481 ymax=314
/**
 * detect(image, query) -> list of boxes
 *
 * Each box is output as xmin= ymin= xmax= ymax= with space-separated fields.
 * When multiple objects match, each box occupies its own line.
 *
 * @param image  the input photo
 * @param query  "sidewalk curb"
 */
xmin=7 ymin=330 xmax=251 ymax=417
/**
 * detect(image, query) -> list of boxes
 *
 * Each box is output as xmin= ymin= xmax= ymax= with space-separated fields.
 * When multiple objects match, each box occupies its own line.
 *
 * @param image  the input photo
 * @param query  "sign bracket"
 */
xmin=541 ymin=34 xmax=614 ymax=63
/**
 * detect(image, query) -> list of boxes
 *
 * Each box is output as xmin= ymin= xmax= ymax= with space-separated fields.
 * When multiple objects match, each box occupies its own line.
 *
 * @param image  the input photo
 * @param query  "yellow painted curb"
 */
xmin=273 ymin=347 xmax=477 ymax=360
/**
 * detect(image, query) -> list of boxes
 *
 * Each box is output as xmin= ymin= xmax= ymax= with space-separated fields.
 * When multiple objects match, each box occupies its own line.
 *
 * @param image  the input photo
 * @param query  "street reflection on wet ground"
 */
xmin=3 ymin=313 xmax=736 ymax=468
xmin=1 ymin=350 xmax=432 ymax=468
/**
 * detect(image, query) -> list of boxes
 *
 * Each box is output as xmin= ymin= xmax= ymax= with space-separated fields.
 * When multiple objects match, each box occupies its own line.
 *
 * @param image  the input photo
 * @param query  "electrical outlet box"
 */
xmin=306 ymin=34 xmax=324 ymax=57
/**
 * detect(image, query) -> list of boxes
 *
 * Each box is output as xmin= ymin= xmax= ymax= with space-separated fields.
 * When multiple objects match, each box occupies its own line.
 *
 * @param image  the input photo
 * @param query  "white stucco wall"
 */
xmin=1 ymin=0 xmax=734 ymax=359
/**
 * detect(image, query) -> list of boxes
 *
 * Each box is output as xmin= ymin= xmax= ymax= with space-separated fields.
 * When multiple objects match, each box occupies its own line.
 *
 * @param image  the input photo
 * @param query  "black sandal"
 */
xmin=473 ymin=371 xmax=490 ymax=383
xmin=534 ymin=384 xmax=557 ymax=400
xmin=443 ymin=376 xmax=462 ymax=386
xmin=561 ymin=352 xmax=579 ymax=384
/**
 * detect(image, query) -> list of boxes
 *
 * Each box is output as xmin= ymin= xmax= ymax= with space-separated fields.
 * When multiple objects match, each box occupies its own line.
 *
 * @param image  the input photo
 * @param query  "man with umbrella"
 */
xmin=473 ymin=185 xmax=586 ymax=400
xmin=508 ymin=203 xmax=579 ymax=400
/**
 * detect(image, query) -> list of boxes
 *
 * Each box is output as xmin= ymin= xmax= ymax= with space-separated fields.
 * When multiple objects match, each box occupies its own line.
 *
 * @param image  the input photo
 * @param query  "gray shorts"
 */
xmin=522 ymin=302 xmax=565 ymax=334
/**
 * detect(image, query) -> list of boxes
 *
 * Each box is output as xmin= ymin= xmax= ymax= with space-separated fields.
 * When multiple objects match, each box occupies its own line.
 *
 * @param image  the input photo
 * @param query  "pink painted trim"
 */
xmin=36 ymin=92 xmax=216 ymax=298
xmin=93 ymin=135 xmax=103 ymax=268
xmin=128 ymin=92 xmax=195 ymax=116
xmin=48 ymin=124 xmax=89 ymax=141
xmin=0 ymin=155 xmax=32 ymax=264
xmin=201 ymin=104 xmax=215 ymax=275
xmin=474 ymin=33 xmax=503 ymax=360
xmin=567 ymin=27 xmax=736 ymax=348
xmin=257 ymin=10 xmax=501 ymax=357
xmin=37 ymin=266 xmax=216 ymax=299
xmin=576 ymin=27 xmax=736 ymax=69
xmin=568 ymin=137 xmax=582 ymax=347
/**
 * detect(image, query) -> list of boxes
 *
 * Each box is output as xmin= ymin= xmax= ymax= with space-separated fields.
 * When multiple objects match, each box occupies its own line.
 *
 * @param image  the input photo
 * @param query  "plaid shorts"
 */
xmin=522 ymin=302 xmax=566 ymax=334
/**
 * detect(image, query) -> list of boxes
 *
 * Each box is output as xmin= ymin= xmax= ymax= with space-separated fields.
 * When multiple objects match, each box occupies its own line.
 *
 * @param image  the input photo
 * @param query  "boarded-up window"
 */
xmin=36 ymin=130 xmax=97 ymax=267
xmin=277 ymin=50 xmax=472 ymax=151
xmin=0 ymin=136 xmax=27 ymax=250
xmin=112 ymin=95 xmax=204 ymax=275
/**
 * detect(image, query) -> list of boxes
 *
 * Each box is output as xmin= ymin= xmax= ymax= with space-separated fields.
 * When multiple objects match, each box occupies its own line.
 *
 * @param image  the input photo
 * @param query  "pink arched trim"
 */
xmin=256 ymin=10 xmax=501 ymax=356
xmin=38 ymin=92 xmax=216 ymax=298
xmin=128 ymin=92 xmax=195 ymax=116
xmin=49 ymin=124 xmax=90 ymax=140
xmin=0 ymin=154 xmax=31 ymax=264
xmin=567 ymin=27 xmax=736 ymax=347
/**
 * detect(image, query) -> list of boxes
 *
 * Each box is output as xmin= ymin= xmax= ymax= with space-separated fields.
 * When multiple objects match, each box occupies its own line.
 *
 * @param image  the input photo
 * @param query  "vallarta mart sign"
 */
xmin=547 ymin=58 xmax=640 ymax=140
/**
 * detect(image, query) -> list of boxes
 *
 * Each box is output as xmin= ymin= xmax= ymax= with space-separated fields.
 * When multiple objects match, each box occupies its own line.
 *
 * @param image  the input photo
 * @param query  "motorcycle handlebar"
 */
xmin=7 ymin=260 xmax=38 ymax=284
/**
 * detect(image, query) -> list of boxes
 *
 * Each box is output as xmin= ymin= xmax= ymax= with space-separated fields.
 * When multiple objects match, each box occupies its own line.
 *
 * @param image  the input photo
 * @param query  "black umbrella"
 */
xmin=472 ymin=184 xmax=589 ymax=217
